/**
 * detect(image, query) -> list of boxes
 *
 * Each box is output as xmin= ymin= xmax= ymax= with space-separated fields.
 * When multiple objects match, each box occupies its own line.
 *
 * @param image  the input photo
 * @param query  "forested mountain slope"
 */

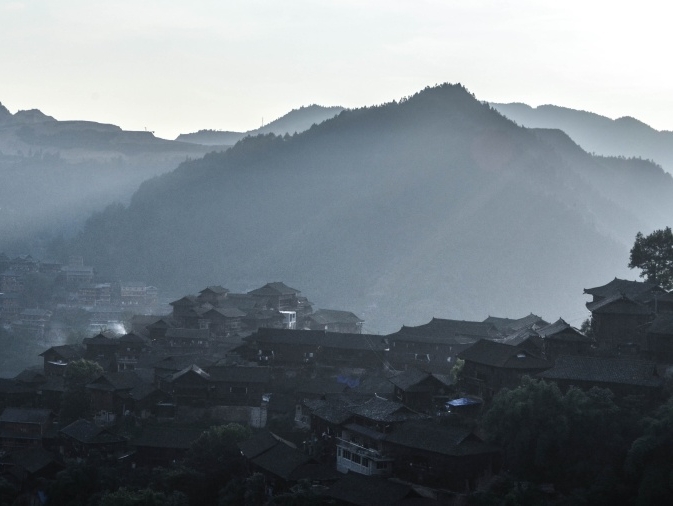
xmin=0 ymin=103 xmax=218 ymax=251
xmin=63 ymin=85 xmax=672 ymax=332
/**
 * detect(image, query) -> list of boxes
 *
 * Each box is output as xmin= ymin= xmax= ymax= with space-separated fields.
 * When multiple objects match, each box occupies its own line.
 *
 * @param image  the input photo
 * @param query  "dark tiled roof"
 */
xmin=250 ymin=328 xmax=387 ymax=351
xmin=39 ymin=344 xmax=81 ymax=360
xmin=119 ymin=332 xmax=150 ymax=345
xmin=83 ymin=333 xmax=120 ymax=347
xmin=165 ymin=328 xmax=210 ymax=340
xmin=458 ymin=340 xmax=551 ymax=369
xmin=132 ymin=427 xmax=203 ymax=449
xmin=584 ymin=278 xmax=662 ymax=299
xmin=388 ymin=369 xmax=431 ymax=391
xmin=536 ymin=318 xmax=592 ymax=342
xmin=250 ymin=441 xmax=312 ymax=480
xmin=307 ymin=309 xmax=364 ymax=325
xmin=0 ymin=407 xmax=52 ymax=424
xmin=647 ymin=314 xmax=673 ymax=335
xmin=199 ymin=285 xmax=229 ymax=295
xmin=169 ymin=295 xmax=199 ymax=306
xmin=207 ymin=366 xmax=271 ymax=383
xmin=326 ymin=474 xmax=413 ymax=506
xmin=87 ymin=370 xmax=147 ymax=392
xmin=389 ymin=318 xmax=501 ymax=345
xmin=238 ymin=430 xmax=280 ymax=458
xmin=586 ymin=293 xmax=653 ymax=314
xmin=348 ymin=397 xmax=420 ymax=423
xmin=7 ymin=448 xmax=61 ymax=474
xmin=0 ymin=378 xmax=34 ymax=395
xmin=167 ymin=364 xmax=211 ymax=382
xmin=60 ymin=419 xmax=127 ymax=444
xmin=13 ymin=368 xmax=46 ymax=384
xmin=248 ymin=282 xmax=301 ymax=297
xmin=537 ymin=355 xmax=662 ymax=387
xmin=385 ymin=420 xmax=497 ymax=456
xmin=204 ymin=307 xmax=246 ymax=318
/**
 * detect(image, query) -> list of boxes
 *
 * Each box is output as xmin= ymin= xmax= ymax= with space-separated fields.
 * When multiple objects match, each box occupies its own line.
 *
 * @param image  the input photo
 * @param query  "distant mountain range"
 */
xmin=176 ymin=105 xmax=345 ymax=146
xmin=491 ymin=102 xmax=673 ymax=174
xmin=0 ymin=102 xmax=220 ymax=250
xmin=60 ymin=84 xmax=673 ymax=332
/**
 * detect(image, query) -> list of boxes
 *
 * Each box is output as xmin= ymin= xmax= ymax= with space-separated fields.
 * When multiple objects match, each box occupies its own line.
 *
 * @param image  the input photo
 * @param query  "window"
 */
xmin=376 ymin=462 xmax=388 ymax=470
xmin=351 ymin=454 xmax=361 ymax=464
xmin=342 ymin=450 xmax=351 ymax=460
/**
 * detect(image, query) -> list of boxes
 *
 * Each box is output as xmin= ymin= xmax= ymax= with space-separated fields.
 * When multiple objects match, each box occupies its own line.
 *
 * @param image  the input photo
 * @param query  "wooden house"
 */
xmin=303 ymin=309 xmax=364 ymax=334
xmin=458 ymin=340 xmax=552 ymax=400
xmin=643 ymin=314 xmax=673 ymax=362
xmin=0 ymin=408 xmax=54 ymax=451
xmin=207 ymin=366 xmax=271 ymax=406
xmin=535 ymin=318 xmax=594 ymax=360
xmin=39 ymin=345 xmax=81 ymax=376
xmin=536 ymin=355 xmax=663 ymax=402
xmin=59 ymin=419 xmax=127 ymax=459
xmin=382 ymin=420 xmax=499 ymax=490
xmin=388 ymin=368 xmax=454 ymax=412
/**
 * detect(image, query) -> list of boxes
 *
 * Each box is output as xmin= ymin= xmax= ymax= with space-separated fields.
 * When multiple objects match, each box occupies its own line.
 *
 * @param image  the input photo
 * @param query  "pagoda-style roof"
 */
xmin=248 ymin=282 xmax=301 ymax=297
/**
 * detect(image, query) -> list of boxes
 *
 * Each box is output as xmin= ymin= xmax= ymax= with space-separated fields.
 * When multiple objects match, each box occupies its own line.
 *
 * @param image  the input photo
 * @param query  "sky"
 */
xmin=1 ymin=0 xmax=672 ymax=140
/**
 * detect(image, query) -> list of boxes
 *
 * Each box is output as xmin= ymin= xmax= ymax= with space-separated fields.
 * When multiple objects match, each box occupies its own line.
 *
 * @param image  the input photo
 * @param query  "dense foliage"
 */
xmin=629 ymin=226 xmax=673 ymax=289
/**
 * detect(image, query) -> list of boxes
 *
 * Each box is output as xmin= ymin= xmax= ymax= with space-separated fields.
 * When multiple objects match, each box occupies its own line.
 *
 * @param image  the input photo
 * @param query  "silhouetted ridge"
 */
xmin=61 ymin=83 xmax=671 ymax=332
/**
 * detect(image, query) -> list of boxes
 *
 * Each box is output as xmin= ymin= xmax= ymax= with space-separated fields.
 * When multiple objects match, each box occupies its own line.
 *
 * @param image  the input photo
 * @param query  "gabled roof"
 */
xmin=249 ymin=328 xmax=387 ymax=351
xmin=39 ymin=344 xmax=80 ymax=360
xmin=60 ymin=419 xmax=127 ymax=444
xmin=0 ymin=407 xmax=52 ymax=425
xmin=6 ymin=448 xmax=62 ymax=475
xmin=86 ymin=370 xmax=147 ymax=392
xmin=0 ymin=378 xmax=34 ymax=395
xmin=249 ymin=441 xmax=312 ymax=480
xmin=537 ymin=355 xmax=661 ymax=387
xmin=199 ymin=285 xmax=229 ymax=296
xmin=326 ymin=473 xmax=414 ymax=506
xmin=13 ymin=368 xmax=46 ymax=384
xmin=307 ymin=309 xmax=364 ymax=325
xmin=119 ymin=332 xmax=150 ymax=345
xmin=83 ymin=333 xmax=119 ymax=347
xmin=584 ymin=278 xmax=663 ymax=299
xmin=169 ymin=295 xmax=198 ymax=307
xmin=248 ymin=282 xmax=301 ymax=297
xmin=535 ymin=318 xmax=591 ymax=342
xmin=458 ymin=340 xmax=551 ymax=369
xmin=132 ymin=427 xmax=203 ymax=449
xmin=389 ymin=318 xmax=502 ymax=344
xmin=165 ymin=328 xmax=210 ymax=340
xmin=586 ymin=292 xmax=652 ymax=314
xmin=167 ymin=364 xmax=211 ymax=383
xmin=204 ymin=307 xmax=246 ymax=318
xmin=385 ymin=420 xmax=497 ymax=457
xmin=207 ymin=366 xmax=271 ymax=383
xmin=348 ymin=397 xmax=421 ymax=423
xmin=239 ymin=431 xmax=281 ymax=459
xmin=388 ymin=368 xmax=454 ymax=391
xmin=302 ymin=399 xmax=355 ymax=425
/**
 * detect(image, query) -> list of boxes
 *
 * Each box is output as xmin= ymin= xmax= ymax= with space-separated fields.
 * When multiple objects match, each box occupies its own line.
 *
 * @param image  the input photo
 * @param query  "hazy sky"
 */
xmin=1 ymin=1 xmax=672 ymax=139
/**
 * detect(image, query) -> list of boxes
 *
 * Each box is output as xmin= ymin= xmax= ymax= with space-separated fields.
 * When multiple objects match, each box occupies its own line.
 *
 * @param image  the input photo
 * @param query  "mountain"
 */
xmin=61 ymin=84 xmax=673 ymax=333
xmin=491 ymin=102 xmax=673 ymax=174
xmin=175 ymin=105 xmax=345 ymax=145
xmin=0 ymin=103 xmax=218 ymax=251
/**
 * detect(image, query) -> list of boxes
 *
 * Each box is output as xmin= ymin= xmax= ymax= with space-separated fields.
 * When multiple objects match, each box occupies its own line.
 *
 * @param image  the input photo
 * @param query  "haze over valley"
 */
xmin=36 ymin=84 xmax=673 ymax=333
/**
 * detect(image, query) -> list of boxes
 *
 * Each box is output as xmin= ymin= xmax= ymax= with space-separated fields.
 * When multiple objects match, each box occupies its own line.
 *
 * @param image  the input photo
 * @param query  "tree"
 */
xmin=628 ymin=227 xmax=673 ymax=290
xmin=60 ymin=359 xmax=103 ymax=423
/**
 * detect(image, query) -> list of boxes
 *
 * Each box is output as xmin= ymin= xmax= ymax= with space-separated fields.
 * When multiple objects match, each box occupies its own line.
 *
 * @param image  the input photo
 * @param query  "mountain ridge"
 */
xmin=58 ymin=83 xmax=671 ymax=332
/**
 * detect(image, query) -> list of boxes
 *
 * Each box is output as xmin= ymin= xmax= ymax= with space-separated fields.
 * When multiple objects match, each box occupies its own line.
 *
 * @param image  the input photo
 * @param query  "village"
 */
xmin=1 ymin=251 xmax=673 ymax=504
